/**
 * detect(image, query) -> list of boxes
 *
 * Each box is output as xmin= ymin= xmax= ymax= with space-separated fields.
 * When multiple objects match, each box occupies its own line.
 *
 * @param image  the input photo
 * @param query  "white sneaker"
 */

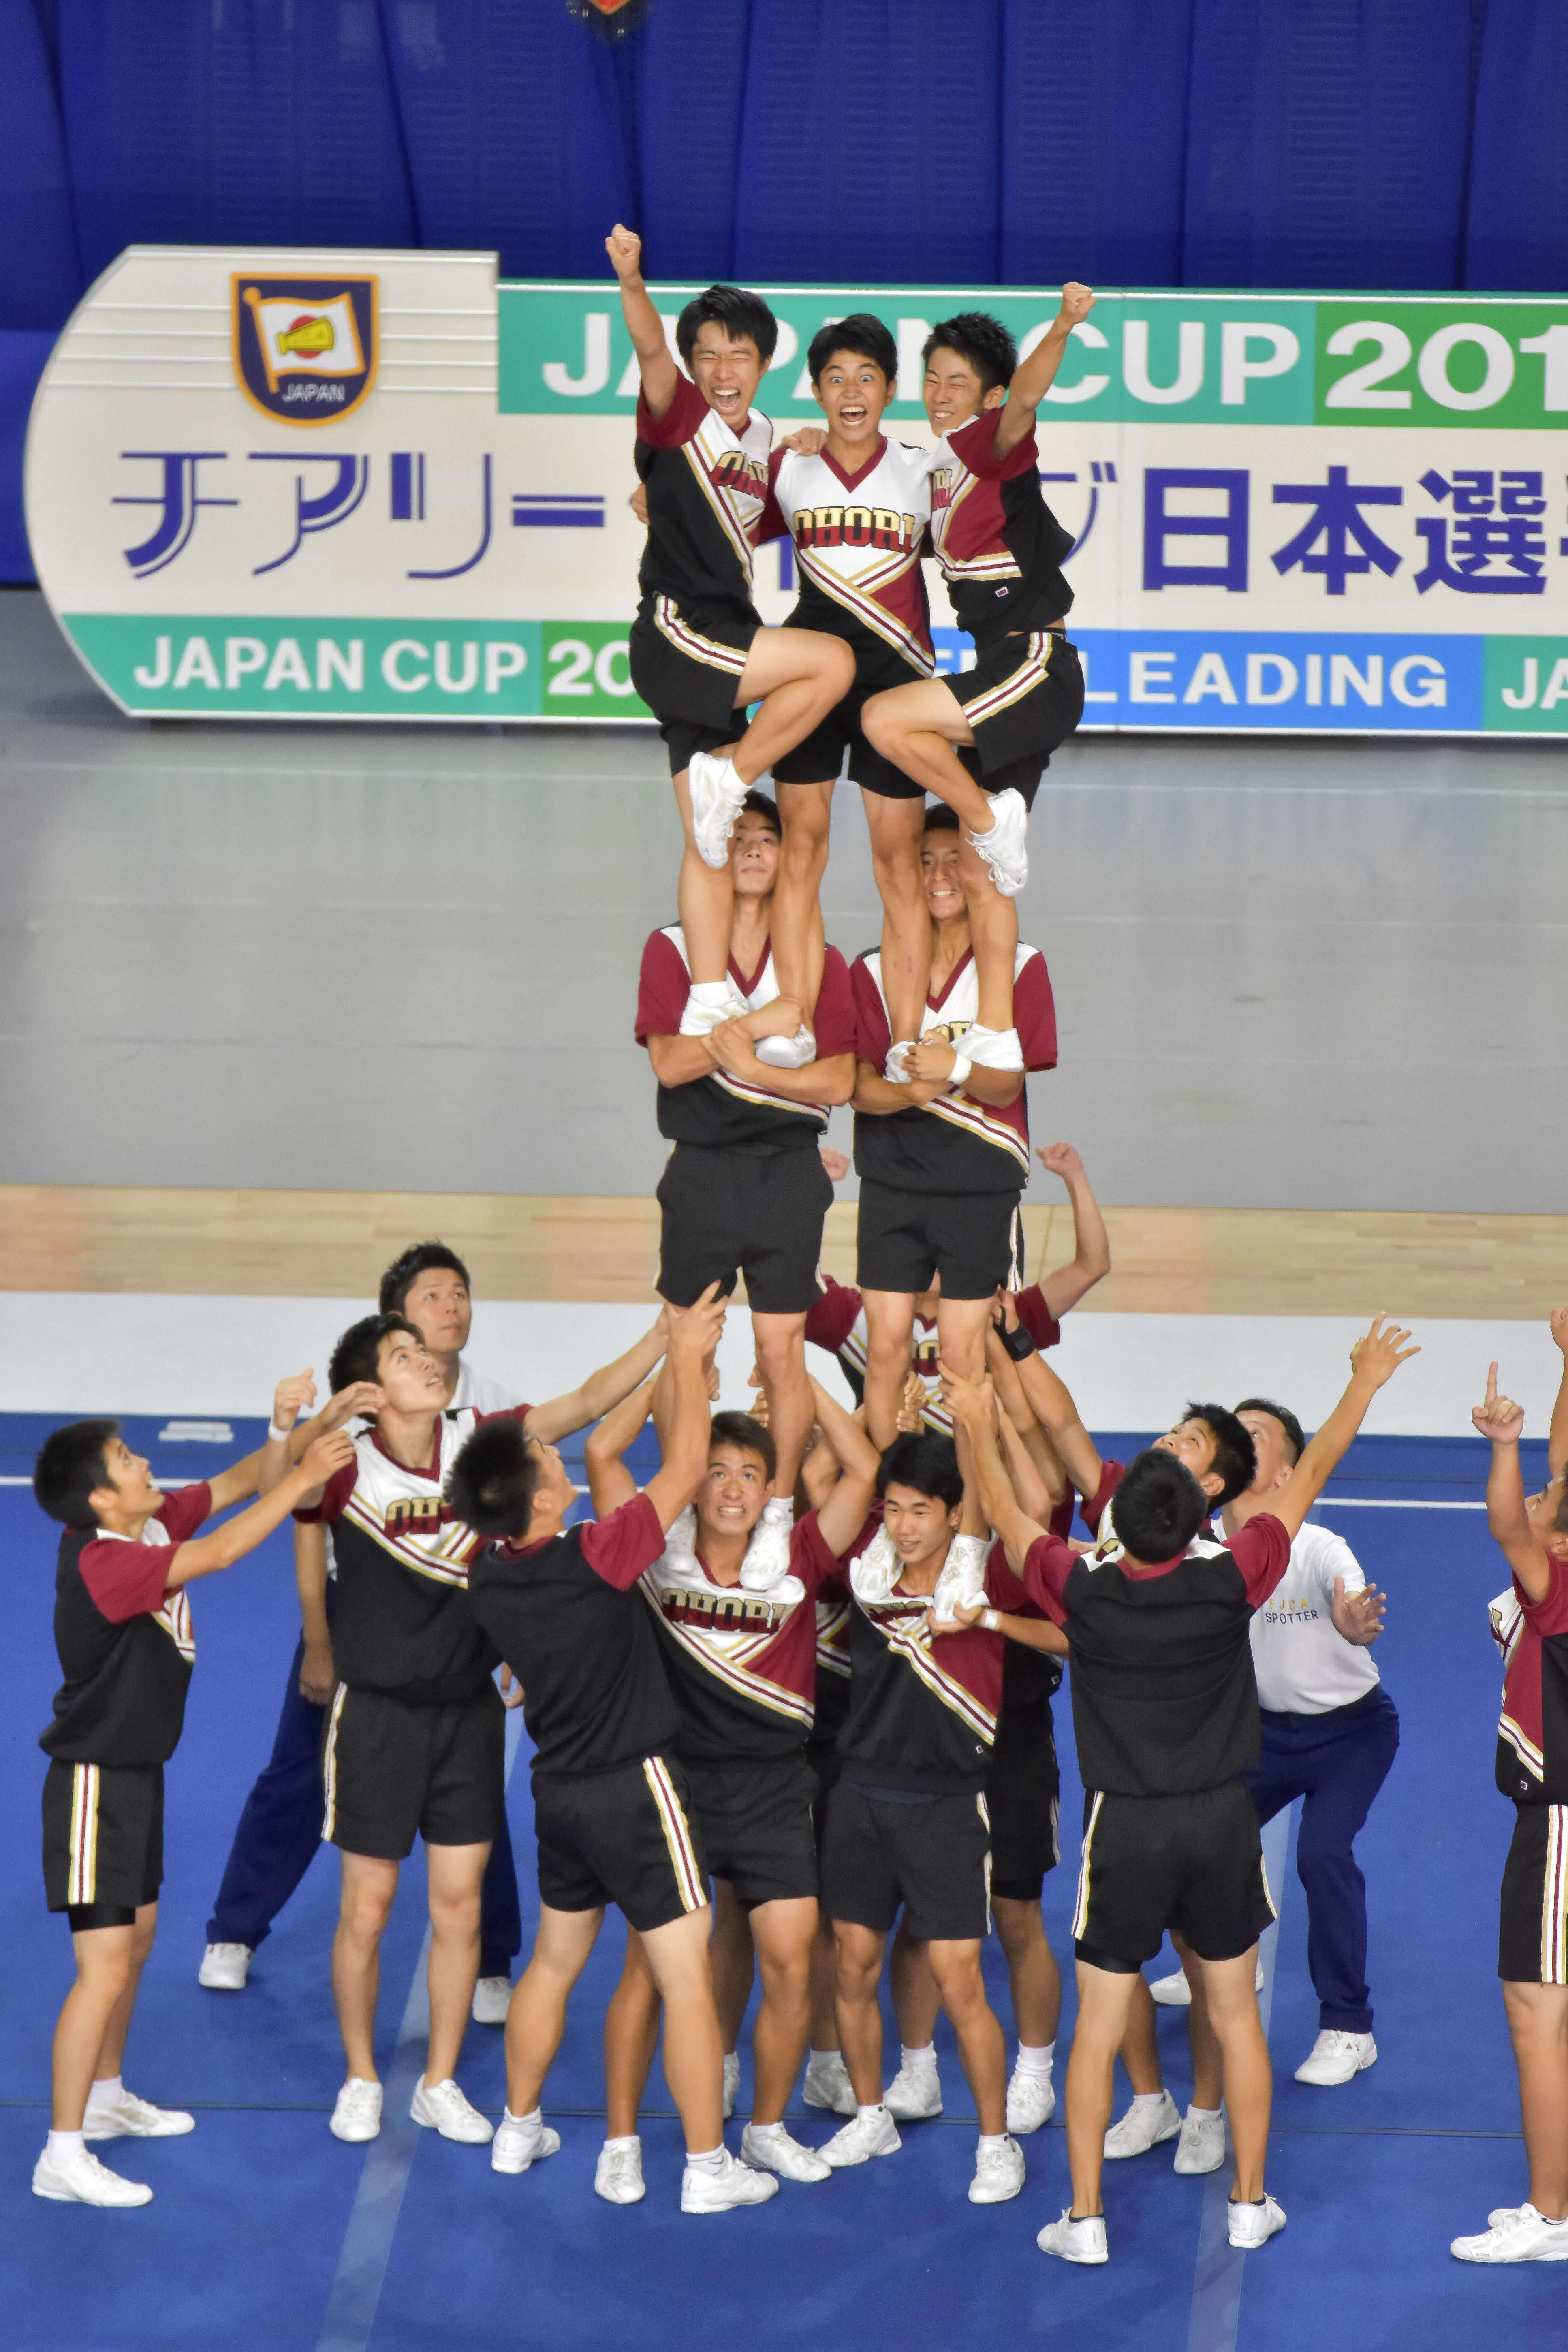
xmin=1037 ymin=2208 xmax=1108 ymax=2264
xmin=802 ymin=2052 xmax=857 ymax=2116
xmin=1103 ymin=2089 xmax=1181 ymax=2159
xmin=884 ymin=1041 xmax=915 ymax=1083
xmin=688 ymin=751 xmax=749 ymax=868
xmin=678 ymin=981 xmax=751 ymax=1037
xmin=198 ymin=1941 xmax=252 ymax=1991
xmin=410 ymin=2075 xmax=494 ymax=2145
xmin=969 ymin=2136 xmax=1026 ymax=2204
xmin=33 ymin=2142 xmax=152 ymax=2207
xmin=966 ymin=788 xmax=1029 ymax=895
xmin=471 ymin=1975 xmax=512 ymax=2026
xmin=741 ymin=2121 xmax=831 ymax=2183
xmin=957 ymin=1023 xmax=1024 ymax=1073
xmin=1006 ymin=2072 xmax=1056 ymax=2135
xmin=722 ymin=2051 xmax=740 ymax=2120
xmin=330 ymin=2078 xmax=383 ymax=2143
xmin=1173 ymin=2107 xmax=1227 ymax=2175
xmin=82 ymin=2087 xmax=194 ymax=2141
xmin=491 ymin=2110 xmax=561 ymax=2175
xmin=1150 ymin=1959 xmax=1265 ymax=2004
xmin=753 ymin=1024 xmax=816 ymax=1070
xmin=1228 ymin=2193 xmax=1287 ymax=2249
xmin=1452 ymin=2202 xmax=1568 ymax=2262
xmin=820 ymin=2106 xmax=902 ymax=2167
xmin=594 ymin=2138 xmax=645 ymax=2202
xmin=883 ymin=2061 xmax=942 ymax=2121
xmin=740 ymin=1497 xmax=795 ymax=1592
xmin=1294 ymin=2029 xmax=1376 ymax=2086
xmin=680 ymin=2146 xmax=780 ymax=2212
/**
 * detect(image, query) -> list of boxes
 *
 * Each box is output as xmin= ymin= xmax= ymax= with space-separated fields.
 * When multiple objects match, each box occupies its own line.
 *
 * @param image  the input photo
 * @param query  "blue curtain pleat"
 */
xmin=1464 ymin=0 xmax=1568 ymax=290
xmin=633 ymin=0 xmax=748 ymax=282
xmin=0 ymin=4 xmax=79 ymax=327
xmin=1182 ymin=0 xmax=1478 ymax=288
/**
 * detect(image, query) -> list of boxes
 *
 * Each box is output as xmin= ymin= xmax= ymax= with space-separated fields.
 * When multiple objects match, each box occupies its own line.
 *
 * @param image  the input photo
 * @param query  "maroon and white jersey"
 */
xmin=806 ymin=1271 xmax=1061 ymax=1431
xmin=836 ymin=1507 xmax=1039 ymax=1794
xmin=636 ymin=373 xmax=773 ymax=622
xmin=40 ymin=1481 xmax=211 ymax=1767
xmin=851 ymin=944 xmax=1057 ymax=1194
xmin=1492 ymin=1557 xmax=1568 ymax=1804
xmin=927 ymin=409 xmax=1075 ymax=650
xmin=297 ymin=1410 xmax=523 ymax=1705
xmin=637 ymin=923 xmax=857 ymax=1153
xmin=763 ymin=438 xmax=934 ymax=673
xmin=640 ymin=1508 xmax=846 ymax=1761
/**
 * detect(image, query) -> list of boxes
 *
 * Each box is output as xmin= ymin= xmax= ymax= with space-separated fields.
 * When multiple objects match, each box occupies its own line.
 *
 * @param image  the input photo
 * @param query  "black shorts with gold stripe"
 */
xmin=629 ymin=594 xmax=757 ymax=777
xmin=322 ymin=1682 xmax=503 ymax=1860
xmin=955 ymin=631 xmax=1084 ymax=810
xmin=820 ymin=1775 xmax=992 ymax=1942
xmin=43 ymin=1757 xmax=164 ymax=1927
xmin=1499 ymin=1801 xmax=1568 ymax=1984
xmin=533 ymin=1752 xmax=710 ymax=1933
xmin=1072 ymin=1778 xmax=1275 ymax=1972
xmin=684 ymin=1752 xmax=819 ymax=1910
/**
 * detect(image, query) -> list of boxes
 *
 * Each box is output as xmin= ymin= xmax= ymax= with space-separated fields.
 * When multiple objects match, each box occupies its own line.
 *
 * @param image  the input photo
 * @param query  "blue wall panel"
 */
xmin=0 ymin=6 xmax=79 ymax=329
xmin=1464 ymin=0 xmax=1568 ymax=290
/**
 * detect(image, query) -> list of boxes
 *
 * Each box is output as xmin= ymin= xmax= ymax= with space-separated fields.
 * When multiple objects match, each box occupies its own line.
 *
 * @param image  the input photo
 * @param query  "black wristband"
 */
xmin=994 ymin=1316 xmax=1036 ymax=1363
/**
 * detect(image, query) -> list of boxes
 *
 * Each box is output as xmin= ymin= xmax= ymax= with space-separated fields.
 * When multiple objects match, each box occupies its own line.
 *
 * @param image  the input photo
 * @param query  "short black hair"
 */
xmin=923 ymin=311 xmax=1018 ymax=397
xmin=1235 ymin=1396 xmax=1306 ymax=1469
xmin=676 ymin=284 xmax=778 ymax=368
xmin=449 ymin=1416 xmax=541 ymax=1541
xmin=923 ymin=804 xmax=960 ymax=835
xmin=1112 ymin=1448 xmax=1211 ymax=1564
xmin=34 ymin=1419 xmax=120 ymax=1527
xmin=709 ymin=1410 xmax=776 ymax=1483
xmin=808 ymin=311 xmax=897 ymax=386
xmin=378 ymin=1241 xmax=472 ymax=1317
xmin=329 ymin=1313 xmax=426 ymax=1396
xmin=877 ymin=1430 xmax=963 ymax=1510
xmin=1181 ymin=1403 xmax=1258 ymax=1507
xmin=737 ymin=788 xmax=781 ymax=839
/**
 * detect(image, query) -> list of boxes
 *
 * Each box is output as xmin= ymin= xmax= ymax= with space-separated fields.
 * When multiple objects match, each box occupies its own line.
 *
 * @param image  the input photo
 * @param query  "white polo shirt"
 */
xmin=1246 ymin=1518 xmax=1380 ymax=1715
xmin=450 ymin=1359 xmax=521 ymax=1414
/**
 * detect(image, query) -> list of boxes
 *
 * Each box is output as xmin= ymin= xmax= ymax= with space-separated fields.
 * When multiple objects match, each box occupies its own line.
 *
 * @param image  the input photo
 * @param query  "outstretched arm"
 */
xmin=605 ymin=224 xmax=678 ymax=418
xmin=643 ymin=1287 xmax=727 ymax=1530
xmin=993 ymin=283 xmax=1096 ymax=456
xmin=526 ymin=1312 xmax=667 ymax=1446
xmin=1009 ymin=1346 xmax=1105 ymax=1510
xmin=1035 ymin=1142 xmax=1111 ymax=1318
xmin=1267 ymin=1317 xmax=1419 ymax=1541
xmin=1549 ymin=1308 xmax=1568 ymax=1480
xmin=942 ymin=1365 xmax=1048 ymax=1578
xmin=938 ymin=1592 xmax=1069 ymax=1656
xmin=808 ymin=1377 xmax=881 ymax=1554
xmin=166 ymin=1431 xmax=356 ymax=1590
xmin=584 ymin=1375 xmax=659 ymax=1519
xmin=1474 ymin=1363 xmax=1555 ymax=1603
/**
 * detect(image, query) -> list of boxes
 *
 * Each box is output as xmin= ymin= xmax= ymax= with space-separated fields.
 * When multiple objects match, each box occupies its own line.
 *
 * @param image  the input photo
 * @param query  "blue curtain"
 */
xmin=1464 ymin=0 xmax=1568 ymax=289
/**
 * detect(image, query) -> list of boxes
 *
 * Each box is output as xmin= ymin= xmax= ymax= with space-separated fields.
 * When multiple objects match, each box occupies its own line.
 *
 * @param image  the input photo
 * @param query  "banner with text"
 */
xmin=26 ymin=252 xmax=1568 ymax=731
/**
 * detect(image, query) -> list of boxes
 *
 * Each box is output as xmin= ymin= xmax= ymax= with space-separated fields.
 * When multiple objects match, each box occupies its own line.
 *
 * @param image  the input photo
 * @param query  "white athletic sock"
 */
xmin=47 ymin=2129 xmax=84 ymax=2159
xmin=857 ymin=2103 xmax=888 ymax=2121
xmin=808 ymin=2047 xmax=840 ymax=2064
xmin=900 ymin=2043 xmax=937 ymax=2071
xmin=1013 ymin=2041 xmax=1054 ymax=2079
xmin=976 ymin=2133 xmax=1009 ymax=2153
xmin=88 ymin=2076 xmax=123 ymax=2105
xmin=746 ymin=2120 xmax=786 ymax=2141
xmin=689 ymin=982 xmax=734 ymax=1011
xmin=601 ymin=2134 xmax=639 ymax=2152
xmin=686 ymin=2144 xmax=726 ymax=2172
xmin=503 ymin=2106 xmax=542 ymax=2129
xmin=1130 ymin=2090 xmax=1168 ymax=2108
xmin=1187 ymin=2104 xmax=1222 ymax=2119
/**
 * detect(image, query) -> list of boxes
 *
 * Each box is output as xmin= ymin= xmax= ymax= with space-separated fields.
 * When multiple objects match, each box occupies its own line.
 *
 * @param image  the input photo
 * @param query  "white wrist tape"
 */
xmin=948 ymin=1053 xmax=973 ymax=1088
xmin=267 ymin=1420 xmax=293 ymax=1444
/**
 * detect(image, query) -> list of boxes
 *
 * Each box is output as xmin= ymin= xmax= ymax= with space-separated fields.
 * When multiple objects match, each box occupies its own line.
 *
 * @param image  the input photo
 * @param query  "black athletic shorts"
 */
xmin=322 ymin=1682 xmax=504 ymax=1859
xmin=684 ymin=1752 xmax=819 ymax=1910
xmin=533 ymin=1753 xmax=709 ymax=1933
xmin=43 ymin=1758 xmax=163 ymax=1922
xmin=629 ymin=596 xmax=756 ymax=778
xmin=952 ymin=632 xmax=1084 ymax=812
xmin=821 ymin=1778 xmax=991 ymax=1942
xmin=856 ymin=1175 xmax=1024 ymax=1301
xmin=1072 ymin=1779 xmax=1275 ymax=1972
xmin=1498 ymin=1801 xmax=1568 ymax=1984
xmin=773 ymin=641 xmax=929 ymax=799
xmin=986 ymin=1718 xmax=1061 ymax=1903
xmin=658 ymin=1140 xmax=832 ymax=1316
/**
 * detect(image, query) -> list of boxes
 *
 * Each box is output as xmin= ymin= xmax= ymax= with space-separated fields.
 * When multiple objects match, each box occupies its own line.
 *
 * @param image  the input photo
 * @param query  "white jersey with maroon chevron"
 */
xmin=768 ymin=438 xmax=934 ymax=671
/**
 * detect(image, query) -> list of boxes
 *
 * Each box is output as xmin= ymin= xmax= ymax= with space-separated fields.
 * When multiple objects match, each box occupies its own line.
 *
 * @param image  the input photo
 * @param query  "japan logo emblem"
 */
xmin=232 ymin=274 xmax=378 ymax=425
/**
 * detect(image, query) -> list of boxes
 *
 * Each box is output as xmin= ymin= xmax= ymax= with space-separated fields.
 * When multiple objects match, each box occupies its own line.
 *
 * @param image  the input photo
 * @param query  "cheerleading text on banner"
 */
xmin=23 ymin=250 xmax=1568 ymax=734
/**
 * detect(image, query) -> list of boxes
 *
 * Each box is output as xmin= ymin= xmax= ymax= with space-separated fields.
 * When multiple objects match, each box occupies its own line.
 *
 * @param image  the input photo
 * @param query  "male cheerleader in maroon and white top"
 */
xmin=585 ymin=1375 xmax=880 ymax=2200
xmin=850 ymin=806 xmax=1057 ymax=1445
xmin=607 ymin=227 xmax=852 ymax=1057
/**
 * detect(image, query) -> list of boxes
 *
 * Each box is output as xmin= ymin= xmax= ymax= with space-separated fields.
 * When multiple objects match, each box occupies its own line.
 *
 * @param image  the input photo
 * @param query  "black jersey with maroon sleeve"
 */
xmin=636 ymin=374 xmax=773 ymax=622
xmin=1023 ymin=1507 xmax=1291 ymax=1797
xmin=468 ymin=1493 xmax=679 ymax=1778
xmin=297 ymin=1414 xmax=511 ymax=1706
xmin=852 ymin=945 xmax=1057 ymax=1195
xmin=928 ymin=410 xmax=1074 ymax=650
xmin=640 ymin=1510 xmax=844 ymax=1762
xmin=40 ymin=1480 xmax=212 ymax=1766
xmin=637 ymin=925 xmax=857 ymax=1152
xmin=1492 ymin=1557 xmax=1568 ymax=1803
